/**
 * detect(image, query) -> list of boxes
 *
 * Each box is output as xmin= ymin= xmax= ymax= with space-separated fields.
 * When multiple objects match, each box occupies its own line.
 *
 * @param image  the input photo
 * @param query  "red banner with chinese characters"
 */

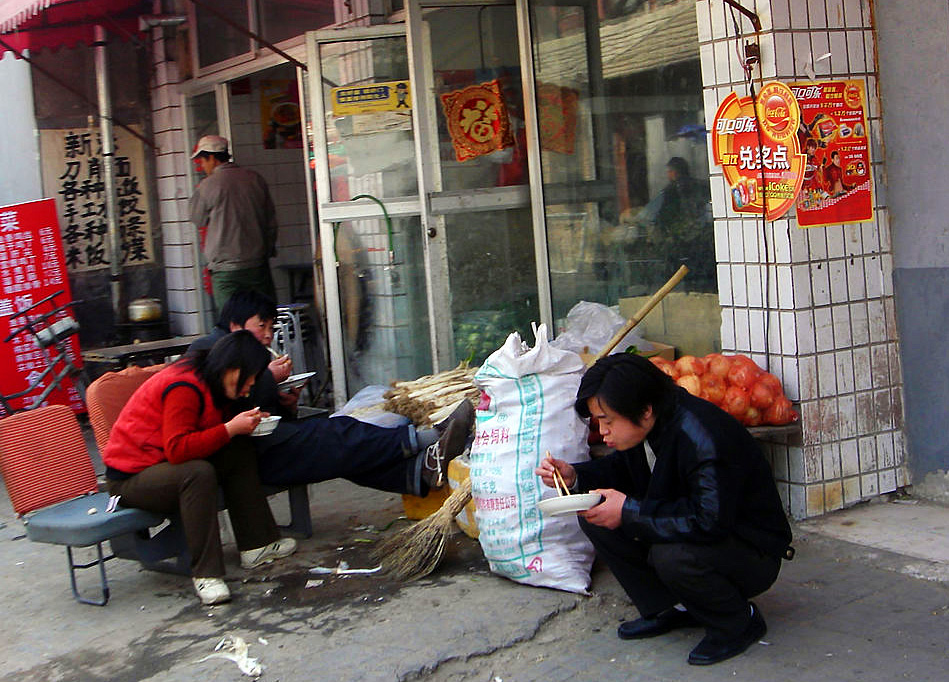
xmin=0 ymin=199 xmax=84 ymax=415
xmin=790 ymin=80 xmax=873 ymax=227
xmin=440 ymin=80 xmax=514 ymax=162
xmin=712 ymin=81 xmax=806 ymax=221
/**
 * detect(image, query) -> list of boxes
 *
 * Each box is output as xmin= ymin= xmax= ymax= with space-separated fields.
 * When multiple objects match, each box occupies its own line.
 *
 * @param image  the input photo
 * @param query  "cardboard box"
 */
xmin=640 ymin=339 xmax=675 ymax=361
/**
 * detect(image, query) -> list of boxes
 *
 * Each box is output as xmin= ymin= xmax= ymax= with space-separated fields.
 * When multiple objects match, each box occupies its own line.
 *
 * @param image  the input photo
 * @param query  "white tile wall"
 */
xmin=703 ymin=1 xmax=905 ymax=518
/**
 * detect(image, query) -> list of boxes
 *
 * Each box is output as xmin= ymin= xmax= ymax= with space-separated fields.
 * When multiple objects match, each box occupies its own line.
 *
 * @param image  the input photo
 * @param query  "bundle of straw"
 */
xmin=383 ymin=365 xmax=479 ymax=427
xmin=372 ymin=477 xmax=473 ymax=581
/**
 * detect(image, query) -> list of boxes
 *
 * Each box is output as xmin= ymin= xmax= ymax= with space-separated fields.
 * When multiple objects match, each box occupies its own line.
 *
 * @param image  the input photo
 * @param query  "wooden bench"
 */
xmin=86 ymin=365 xmax=312 ymax=575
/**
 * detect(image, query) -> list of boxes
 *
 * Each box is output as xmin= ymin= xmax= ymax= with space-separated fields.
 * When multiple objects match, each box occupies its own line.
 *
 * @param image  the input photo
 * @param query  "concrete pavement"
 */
xmin=1 ymin=476 xmax=947 ymax=681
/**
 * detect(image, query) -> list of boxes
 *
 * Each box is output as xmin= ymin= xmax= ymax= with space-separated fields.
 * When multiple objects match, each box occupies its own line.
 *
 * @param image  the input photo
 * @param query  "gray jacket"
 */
xmin=190 ymin=162 xmax=278 ymax=271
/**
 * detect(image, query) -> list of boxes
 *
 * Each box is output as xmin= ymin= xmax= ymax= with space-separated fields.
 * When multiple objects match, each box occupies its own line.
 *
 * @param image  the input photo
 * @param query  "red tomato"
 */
xmin=675 ymin=355 xmax=707 ymax=377
xmin=764 ymin=396 xmax=798 ymax=425
xmin=676 ymin=374 xmax=703 ymax=397
xmin=700 ymin=374 xmax=726 ymax=405
xmin=726 ymin=355 xmax=762 ymax=389
xmin=749 ymin=378 xmax=777 ymax=410
xmin=723 ymin=385 xmax=751 ymax=418
xmin=704 ymin=353 xmax=732 ymax=379
xmin=650 ymin=356 xmax=680 ymax=380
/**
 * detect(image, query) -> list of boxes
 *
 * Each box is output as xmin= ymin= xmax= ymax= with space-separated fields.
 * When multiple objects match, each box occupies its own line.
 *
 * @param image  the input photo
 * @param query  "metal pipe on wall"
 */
xmin=94 ymin=24 xmax=122 ymax=320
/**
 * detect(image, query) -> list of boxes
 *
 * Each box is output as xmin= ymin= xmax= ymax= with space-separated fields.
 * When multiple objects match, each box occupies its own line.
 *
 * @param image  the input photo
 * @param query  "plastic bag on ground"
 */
xmin=330 ymin=385 xmax=410 ymax=428
xmin=471 ymin=324 xmax=594 ymax=594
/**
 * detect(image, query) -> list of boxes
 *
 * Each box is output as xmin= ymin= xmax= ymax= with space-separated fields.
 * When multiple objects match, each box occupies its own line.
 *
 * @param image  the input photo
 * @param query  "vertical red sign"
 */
xmin=790 ymin=80 xmax=873 ymax=227
xmin=0 ymin=199 xmax=84 ymax=415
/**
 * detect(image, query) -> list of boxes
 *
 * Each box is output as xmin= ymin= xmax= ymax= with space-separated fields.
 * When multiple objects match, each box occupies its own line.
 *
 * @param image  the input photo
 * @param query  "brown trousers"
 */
xmin=107 ymin=437 xmax=279 ymax=578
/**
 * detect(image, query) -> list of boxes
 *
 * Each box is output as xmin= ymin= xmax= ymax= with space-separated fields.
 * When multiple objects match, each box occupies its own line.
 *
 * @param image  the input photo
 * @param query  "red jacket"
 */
xmin=103 ymin=362 xmax=231 ymax=475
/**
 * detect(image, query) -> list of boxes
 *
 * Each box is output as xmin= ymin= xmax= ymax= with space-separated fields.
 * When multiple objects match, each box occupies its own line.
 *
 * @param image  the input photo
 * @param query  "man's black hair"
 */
xmin=667 ymin=156 xmax=691 ymax=178
xmin=186 ymin=330 xmax=270 ymax=407
xmin=575 ymin=353 xmax=676 ymax=425
xmin=216 ymin=289 xmax=278 ymax=330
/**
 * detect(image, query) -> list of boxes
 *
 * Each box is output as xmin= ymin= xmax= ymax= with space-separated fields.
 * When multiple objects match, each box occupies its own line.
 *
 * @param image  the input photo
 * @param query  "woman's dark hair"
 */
xmin=184 ymin=330 xmax=270 ymax=406
xmin=575 ymin=353 xmax=676 ymax=424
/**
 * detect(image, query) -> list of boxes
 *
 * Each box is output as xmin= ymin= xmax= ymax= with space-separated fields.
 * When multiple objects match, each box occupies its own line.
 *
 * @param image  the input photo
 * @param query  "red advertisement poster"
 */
xmin=712 ymin=82 xmax=806 ymax=221
xmin=790 ymin=80 xmax=873 ymax=227
xmin=0 ymin=199 xmax=84 ymax=415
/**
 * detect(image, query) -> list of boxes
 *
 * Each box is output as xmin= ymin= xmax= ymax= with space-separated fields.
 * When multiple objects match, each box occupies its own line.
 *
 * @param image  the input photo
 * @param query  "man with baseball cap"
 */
xmin=190 ymin=134 xmax=279 ymax=309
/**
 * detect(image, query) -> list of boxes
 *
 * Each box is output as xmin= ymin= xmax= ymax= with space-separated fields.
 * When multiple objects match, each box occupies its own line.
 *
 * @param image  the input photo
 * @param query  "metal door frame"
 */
xmin=306 ymin=2 xmax=556 ymax=404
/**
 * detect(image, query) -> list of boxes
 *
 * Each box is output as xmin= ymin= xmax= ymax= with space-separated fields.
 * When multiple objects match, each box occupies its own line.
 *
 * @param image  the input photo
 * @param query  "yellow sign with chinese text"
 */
xmin=331 ymin=81 xmax=412 ymax=116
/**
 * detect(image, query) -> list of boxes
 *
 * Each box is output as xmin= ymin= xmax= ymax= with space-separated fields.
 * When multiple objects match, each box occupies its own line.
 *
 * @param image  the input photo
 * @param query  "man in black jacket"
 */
xmin=536 ymin=354 xmax=793 ymax=666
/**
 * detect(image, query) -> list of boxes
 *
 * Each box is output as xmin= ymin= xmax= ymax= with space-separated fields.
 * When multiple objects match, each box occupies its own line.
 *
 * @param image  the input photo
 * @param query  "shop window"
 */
xmin=194 ymin=1 xmax=336 ymax=70
xmin=531 ymin=0 xmax=719 ymax=355
xmin=257 ymin=0 xmax=336 ymax=46
xmin=194 ymin=0 xmax=253 ymax=68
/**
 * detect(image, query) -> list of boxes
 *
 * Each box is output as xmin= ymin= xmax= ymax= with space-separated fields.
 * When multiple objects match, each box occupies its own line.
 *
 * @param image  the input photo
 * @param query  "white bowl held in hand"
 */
xmin=537 ymin=493 xmax=604 ymax=517
xmin=277 ymin=371 xmax=316 ymax=390
xmin=251 ymin=415 xmax=281 ymax=437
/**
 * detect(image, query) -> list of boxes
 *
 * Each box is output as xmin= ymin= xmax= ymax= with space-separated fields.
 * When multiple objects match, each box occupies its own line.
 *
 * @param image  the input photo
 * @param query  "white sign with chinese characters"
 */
xmin=39 ymin=126 xmax=155 ymax=272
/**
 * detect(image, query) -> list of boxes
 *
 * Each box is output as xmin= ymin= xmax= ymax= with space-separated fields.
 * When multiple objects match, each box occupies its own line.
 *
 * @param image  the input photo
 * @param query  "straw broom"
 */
xmin=373 ymin=266 xmax=689 ymax=580
xmin=372 ymin=477 xmax=472 ymax=581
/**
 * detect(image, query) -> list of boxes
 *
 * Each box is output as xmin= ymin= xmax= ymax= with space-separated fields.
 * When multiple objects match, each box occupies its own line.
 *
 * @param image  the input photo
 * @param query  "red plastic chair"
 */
xmin=0 ymin=404 xmax=165 ymax=605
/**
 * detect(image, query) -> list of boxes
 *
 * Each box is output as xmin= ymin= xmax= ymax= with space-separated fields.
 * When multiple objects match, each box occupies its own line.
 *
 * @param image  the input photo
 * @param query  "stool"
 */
xmin=274 ymin=303 xmax=309 ymax=372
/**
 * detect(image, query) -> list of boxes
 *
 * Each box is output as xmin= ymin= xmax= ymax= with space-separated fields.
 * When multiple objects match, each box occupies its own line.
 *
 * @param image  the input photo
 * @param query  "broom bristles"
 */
xmin=373 ymin=478 xmax=473 ymax=581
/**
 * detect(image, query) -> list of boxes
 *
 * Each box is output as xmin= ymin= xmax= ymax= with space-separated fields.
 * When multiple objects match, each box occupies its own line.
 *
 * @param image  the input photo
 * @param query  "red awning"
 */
xmin=0 ymin=0 xmax=147 ymax=53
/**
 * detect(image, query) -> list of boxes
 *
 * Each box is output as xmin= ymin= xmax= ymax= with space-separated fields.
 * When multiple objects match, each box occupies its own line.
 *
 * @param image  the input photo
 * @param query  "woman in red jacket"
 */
xmin=103 ymin=331 xmax=296 ymax=605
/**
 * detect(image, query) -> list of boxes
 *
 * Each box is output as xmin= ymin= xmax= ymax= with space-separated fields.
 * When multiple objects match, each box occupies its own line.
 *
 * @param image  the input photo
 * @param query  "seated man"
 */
xmin=536 ymin=354 xmax=793 ymax=666
xmin=189 ymin=290 xmax=473 ymax=497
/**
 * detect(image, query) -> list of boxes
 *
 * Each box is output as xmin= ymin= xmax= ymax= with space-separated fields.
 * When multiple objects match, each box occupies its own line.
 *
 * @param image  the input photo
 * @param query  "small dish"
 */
xmin=277 ymin=371 xmax=316 ymax=390
xmin=251 ymin=415 xmax=281 ymax=437
xmin=537 ymin=492 xmax=604 ymax=517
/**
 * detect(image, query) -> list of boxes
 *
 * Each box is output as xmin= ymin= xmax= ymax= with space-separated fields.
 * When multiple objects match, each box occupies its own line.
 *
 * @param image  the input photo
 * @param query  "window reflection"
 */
xmin=532 ymin=0 xmax=718 ymax=354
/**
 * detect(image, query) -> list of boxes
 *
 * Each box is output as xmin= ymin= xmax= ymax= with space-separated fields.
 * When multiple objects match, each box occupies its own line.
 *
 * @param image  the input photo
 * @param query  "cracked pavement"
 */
xmin=2 ymin=477 xmax=948 ymax=681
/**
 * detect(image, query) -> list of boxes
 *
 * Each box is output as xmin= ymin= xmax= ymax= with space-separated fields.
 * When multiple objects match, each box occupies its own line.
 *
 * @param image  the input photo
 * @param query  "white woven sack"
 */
xmin=471 ymin=324 xmax=595 ymax=594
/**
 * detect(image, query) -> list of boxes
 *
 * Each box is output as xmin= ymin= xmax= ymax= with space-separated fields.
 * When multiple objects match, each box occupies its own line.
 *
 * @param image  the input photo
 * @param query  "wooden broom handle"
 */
xmin=588 ymin=264 xmax=689 ymax=366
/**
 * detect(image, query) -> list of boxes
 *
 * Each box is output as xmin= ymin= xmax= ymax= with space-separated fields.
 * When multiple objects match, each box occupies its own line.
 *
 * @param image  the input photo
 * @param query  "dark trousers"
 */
xmin=255 ymin=415 xmax=426 ymax=497
xmin=580 ymin=518 xmax=781 ymax=640
xmin=107 ymin=438 xmax=280 ymax=578
xmin=210 ymin=264 xmax=276 ymax=311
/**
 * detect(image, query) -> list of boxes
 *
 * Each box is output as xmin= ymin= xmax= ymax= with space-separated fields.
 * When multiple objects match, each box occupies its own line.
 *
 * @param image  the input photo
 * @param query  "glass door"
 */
xmin=408 ymin=0 xmax=540 ymax=367
xmin=308 ymin=4 xmax=542 ymax=404
xmin=307 ymin=26 xmax=432 ymax=404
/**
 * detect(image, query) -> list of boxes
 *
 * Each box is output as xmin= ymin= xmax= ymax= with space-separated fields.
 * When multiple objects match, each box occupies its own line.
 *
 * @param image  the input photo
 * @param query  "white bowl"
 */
xmin=537 ymin=493 xmax=604 ymax=517
xmin=251 ymin=415 xmax=281 ymax=437
xmin=277 ymin=371 xmax=316 ymax=390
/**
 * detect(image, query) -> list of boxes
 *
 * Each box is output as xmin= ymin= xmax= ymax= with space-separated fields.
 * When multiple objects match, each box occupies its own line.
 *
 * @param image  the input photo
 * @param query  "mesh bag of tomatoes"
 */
xmin=650 ymin=353 xmax=798 ymax=427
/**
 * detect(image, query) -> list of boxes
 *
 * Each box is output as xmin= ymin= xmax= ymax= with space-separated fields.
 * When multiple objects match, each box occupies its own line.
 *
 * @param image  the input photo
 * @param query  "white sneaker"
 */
xmin=193 ymin=577 xmax=231 ymax=605
xmin=240 ymin=537 xmax=298 ymax=569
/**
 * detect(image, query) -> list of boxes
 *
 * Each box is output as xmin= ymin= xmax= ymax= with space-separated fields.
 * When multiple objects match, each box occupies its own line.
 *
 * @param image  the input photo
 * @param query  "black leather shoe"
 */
xmin=617 ymin=607 xmax=698 ymax=640
xmin=687 ymin=602 xmax=767 ymax=666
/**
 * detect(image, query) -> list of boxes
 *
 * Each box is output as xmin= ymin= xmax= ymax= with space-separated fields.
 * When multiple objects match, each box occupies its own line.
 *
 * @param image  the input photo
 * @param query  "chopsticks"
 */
xmin=546 ymin=451 xmax=571 ymax=497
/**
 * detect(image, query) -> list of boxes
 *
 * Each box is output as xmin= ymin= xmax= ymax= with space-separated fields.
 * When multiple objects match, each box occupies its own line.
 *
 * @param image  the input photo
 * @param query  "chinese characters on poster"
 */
xmin=790 ymin=79 xmax=873 ymax=227
xmin=712 ymin=81 xmax=806 ymax=221
xmin=0 ymin=199 xmax=84 ymax=414
xmin=39 ymin=126 xmax=154 ymax=272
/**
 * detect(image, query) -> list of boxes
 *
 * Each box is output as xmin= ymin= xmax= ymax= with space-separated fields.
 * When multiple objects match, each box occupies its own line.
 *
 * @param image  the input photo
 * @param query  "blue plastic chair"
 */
xmin=0 ymin=404 xmax=167 ymax=605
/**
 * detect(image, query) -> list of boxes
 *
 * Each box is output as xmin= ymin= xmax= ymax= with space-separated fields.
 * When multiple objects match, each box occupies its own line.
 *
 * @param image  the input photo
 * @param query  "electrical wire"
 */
xmin=727 ymin=2 xmax=773 ymax=373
